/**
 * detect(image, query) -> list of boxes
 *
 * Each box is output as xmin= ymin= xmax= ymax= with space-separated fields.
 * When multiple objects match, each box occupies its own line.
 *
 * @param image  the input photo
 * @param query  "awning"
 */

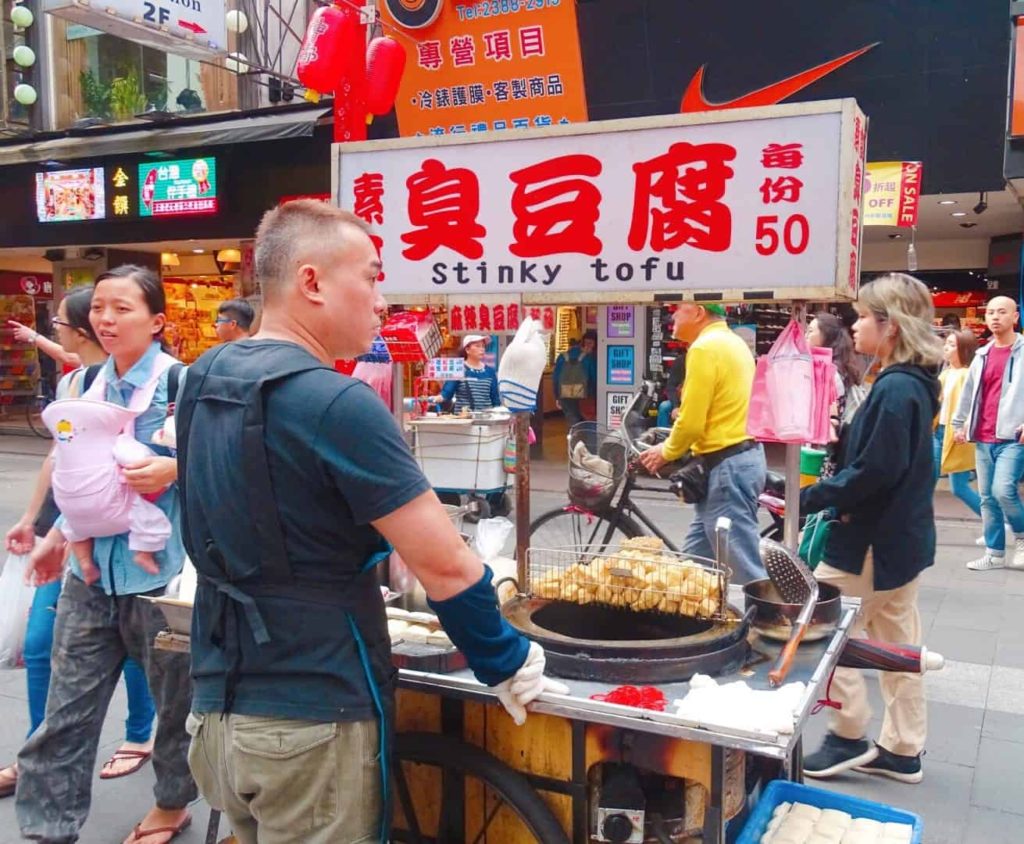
xmin=0 ymin=107 xmax=330 ymax=166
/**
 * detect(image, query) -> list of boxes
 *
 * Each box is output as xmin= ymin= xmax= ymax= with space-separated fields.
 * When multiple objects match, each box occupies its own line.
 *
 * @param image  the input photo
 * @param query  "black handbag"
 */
xmin=669 ymin=455 xmax=709 ymax=504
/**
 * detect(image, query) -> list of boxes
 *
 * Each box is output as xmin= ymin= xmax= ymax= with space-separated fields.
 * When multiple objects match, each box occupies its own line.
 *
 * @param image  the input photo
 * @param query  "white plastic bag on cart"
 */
xmin=164 ymin=556 xmax=198 ymax=604
xmin=473 ymin=517 xmax=517 ymax=603
xmin=0 ymin=553 xmax=36 ymax=669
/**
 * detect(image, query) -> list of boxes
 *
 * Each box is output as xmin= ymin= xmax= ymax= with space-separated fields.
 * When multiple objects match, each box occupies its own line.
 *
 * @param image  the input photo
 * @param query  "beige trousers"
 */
xmin=186 ymin=712 xmax=381 ymax=844
xmin=816 ymin=553 xmax=927 ymax=756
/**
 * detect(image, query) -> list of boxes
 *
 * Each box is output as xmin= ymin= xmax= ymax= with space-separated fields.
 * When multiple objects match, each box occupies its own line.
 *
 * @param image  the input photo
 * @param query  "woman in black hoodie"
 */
xmin=801 ymin=273 xmax=942 ymax=785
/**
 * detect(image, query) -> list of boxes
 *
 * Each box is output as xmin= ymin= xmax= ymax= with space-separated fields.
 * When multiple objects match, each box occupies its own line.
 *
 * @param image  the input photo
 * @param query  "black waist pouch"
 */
xmin=669 ymin=455 xmax=708 ymax=504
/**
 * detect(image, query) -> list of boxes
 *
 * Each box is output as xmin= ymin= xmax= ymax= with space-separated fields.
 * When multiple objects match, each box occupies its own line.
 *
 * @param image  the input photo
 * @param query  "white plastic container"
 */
xmin=410 ymin=417 xmax=509 ymax=492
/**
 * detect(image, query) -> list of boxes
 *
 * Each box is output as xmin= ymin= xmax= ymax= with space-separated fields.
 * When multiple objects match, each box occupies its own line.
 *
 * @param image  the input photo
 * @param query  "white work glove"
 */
xmin=493 ymin=642 xmax=570 ymax=725
xmin=498 ymin=318 xmax=548 ymax=412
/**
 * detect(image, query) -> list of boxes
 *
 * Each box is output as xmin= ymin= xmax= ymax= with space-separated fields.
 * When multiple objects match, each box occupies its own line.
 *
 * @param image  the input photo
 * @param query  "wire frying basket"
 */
xmin=525 ymin=537 xmax=732 ymax=622
xmin=567 ymin=422 xmax=630 ymax=510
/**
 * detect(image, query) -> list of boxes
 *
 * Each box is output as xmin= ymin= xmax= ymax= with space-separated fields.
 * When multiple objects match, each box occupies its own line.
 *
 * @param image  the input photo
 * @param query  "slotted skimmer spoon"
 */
xmin=759 ymin=537 xmax=819 ymax=687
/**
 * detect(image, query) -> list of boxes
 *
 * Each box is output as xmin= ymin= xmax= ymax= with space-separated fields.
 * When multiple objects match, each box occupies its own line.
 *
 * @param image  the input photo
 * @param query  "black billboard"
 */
xmin=577 ymin=0 xmax=1008 ymax=194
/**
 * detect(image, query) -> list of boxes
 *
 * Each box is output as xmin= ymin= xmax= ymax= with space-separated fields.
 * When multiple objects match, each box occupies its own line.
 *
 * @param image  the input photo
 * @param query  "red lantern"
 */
xmin=365 ymin=36 xmax=407 ymax=116
xmin=297 ymin=3 xmax=366 ymax=98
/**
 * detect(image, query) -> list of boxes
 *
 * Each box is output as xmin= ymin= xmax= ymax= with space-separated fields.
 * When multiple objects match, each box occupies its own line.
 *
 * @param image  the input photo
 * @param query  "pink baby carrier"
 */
xmin=43 ymin=354 xmax=176 ymax=542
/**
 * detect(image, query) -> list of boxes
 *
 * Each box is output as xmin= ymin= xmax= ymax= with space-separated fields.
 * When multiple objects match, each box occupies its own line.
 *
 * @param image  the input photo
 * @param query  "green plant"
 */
xmin=79 ymin=70 xmax=111 ymax=120
xmin=109 ymin=71 xmax=147 ymax=121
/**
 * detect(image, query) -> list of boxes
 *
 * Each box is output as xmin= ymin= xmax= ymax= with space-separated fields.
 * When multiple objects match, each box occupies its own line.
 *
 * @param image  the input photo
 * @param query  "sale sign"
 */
xmin=378 ymin=0 xmax=588 ymax=137
xmin=863 ymin=161 xmax=922 ymax=228
xmin=336 ymin=101 xmax=866 ymax=303
xmin=139 ymin=158 xmax=218 ymax=217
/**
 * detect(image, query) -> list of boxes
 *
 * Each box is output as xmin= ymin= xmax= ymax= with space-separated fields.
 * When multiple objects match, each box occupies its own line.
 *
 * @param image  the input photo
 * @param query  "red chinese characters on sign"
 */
xmin=755 ymin=143 xmax=809 ymax=257
xmin=447 ymin=303 xmax=542 ymax=334
xmin=401 ymin=159 xmax=487 ymax=260
xmin=450 ymin=35 xmax=475 ymax=67
xmin=628 ymin=142 xmax=736 ymax=253
xmin=418 ymin=41 xmax=443 ymax=70
xmin=509 ymin=154 xmax=603 ymax=257
xmin=483 ymin=30 xmax=513 ymax=62
xmin=761 ymin=143 xmax=804 ymax=169
xmin=352 ymin=172 xmax=386 ymax=280
xmin=519 ymin=26 xmax=545 ymax=58
xmin=760 ymin=176 xmax=804 ymax=204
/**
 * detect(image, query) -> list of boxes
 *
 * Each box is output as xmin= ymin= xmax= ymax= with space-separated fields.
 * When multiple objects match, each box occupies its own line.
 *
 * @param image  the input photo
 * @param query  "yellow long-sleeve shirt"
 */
xmin=662 ymin=321 xmax=755 ymax=460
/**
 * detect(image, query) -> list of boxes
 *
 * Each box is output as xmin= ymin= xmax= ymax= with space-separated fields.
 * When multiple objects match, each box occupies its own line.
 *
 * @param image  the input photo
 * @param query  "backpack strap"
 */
xmin=81 ymin=364 xmax=103 ymax=395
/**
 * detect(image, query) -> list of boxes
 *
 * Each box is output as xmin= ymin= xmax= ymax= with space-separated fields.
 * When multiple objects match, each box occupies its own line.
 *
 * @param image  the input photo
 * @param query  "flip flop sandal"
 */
xmin=0 ymin=764 xmax=16 ymax=798
xmin=100 ymin=749 xmax=152 ymax=780
xmin=126 ymin=814 xmax=192 ymax=842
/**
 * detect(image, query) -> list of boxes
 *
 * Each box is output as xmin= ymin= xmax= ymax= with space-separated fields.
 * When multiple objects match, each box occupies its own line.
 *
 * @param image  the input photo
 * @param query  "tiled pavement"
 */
xmin=0 ymin=439 xmax=1021 ymax=841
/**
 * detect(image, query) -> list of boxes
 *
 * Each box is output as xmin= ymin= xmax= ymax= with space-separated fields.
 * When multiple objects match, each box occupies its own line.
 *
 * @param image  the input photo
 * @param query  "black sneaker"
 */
xmin=855 ymin=744 xmax=923 ymax=784
xmin=803 ymin=732 xmax=878 ymax=779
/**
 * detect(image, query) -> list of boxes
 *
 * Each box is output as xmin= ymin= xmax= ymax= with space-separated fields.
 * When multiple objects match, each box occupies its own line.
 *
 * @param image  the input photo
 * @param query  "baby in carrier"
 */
xmin=43 ymin=357 xmax=176 ymax=582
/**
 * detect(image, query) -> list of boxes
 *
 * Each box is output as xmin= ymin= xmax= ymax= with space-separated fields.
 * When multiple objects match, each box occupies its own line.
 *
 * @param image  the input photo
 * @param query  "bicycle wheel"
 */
xmin=529 ymin=505 xmax=642 ymax=554
xmin=392 ymin=731 xmax=570 ymax=844
xmin=25 ymin=394 xmax=52 ymax=439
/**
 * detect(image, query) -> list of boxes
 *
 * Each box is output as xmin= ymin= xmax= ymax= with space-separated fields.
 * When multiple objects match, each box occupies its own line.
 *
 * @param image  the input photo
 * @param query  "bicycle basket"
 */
xmin=567 ymin=422 xmax=628 ymax=511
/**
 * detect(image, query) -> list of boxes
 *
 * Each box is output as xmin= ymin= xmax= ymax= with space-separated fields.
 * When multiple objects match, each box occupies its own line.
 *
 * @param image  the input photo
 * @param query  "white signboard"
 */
xmin=607 ymin=392 xmax=633 ymax=430
xmin=335 ymin=100 xmax=866 ymax=304
xmin=43 ymin=0 xmax=227 ymax=60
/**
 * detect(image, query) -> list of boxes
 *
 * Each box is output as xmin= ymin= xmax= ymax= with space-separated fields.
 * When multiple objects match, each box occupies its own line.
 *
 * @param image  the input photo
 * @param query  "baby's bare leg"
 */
xmin=69 ymin=538 xmax=100 ymax=585
xmin=131 ymin=549 xmax=161 ymax=575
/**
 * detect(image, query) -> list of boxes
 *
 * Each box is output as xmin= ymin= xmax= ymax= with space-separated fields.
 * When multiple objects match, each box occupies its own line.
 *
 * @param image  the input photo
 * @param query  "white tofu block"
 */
xmin=402 ymin=624 xmax=431 ymax=644
xmin=426 ymin=629 xmax=452 ymax=648
xmin=789 ymin=803 xmax=822 ymax=823
xmin=759 ymin=832 xmax=774 ymax=844
xmin=772 ymin=802 xmax=793 ymax=820
xmin=778 ymin=817 xmax=815 ymax=839
xmin=882 ymin=822 xmax=913 ymax=843
xmin=812 ymin=822 xmax=846 ymax=843
xmin=819 ymin=809 xmax=853 ymax=828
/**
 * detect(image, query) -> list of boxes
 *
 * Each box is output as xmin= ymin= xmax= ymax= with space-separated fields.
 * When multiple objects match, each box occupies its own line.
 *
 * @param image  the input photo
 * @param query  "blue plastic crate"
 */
xmin=736 ymin=779 xmax=923 ymax=843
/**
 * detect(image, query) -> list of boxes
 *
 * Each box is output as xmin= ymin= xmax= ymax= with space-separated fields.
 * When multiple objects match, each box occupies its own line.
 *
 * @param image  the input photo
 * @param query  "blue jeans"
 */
xmin=22 ymin=577 xmax=155 ymax=742
xmin=933 ymin=426 xmax=981 ymax=516
xmin=657 ymin=400 xmax=675 ymax=428
xmin=975 ymin=442 xmax=1024 ymax=553
xmin=682 ymin=444 xmax=768 ymax=584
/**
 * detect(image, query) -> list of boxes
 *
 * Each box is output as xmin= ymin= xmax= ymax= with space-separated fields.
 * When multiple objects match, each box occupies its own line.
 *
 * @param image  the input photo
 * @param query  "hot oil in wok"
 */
xmin=531 ymin=601 xmax=713 ymax=642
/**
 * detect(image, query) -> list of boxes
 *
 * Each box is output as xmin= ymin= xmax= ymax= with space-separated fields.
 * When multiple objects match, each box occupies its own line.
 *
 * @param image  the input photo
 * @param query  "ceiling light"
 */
xmin=160 ymin=251 xmax=180 ymax=267
xmin=951 ymin=211 xmax=967 ymax=217
xmin=216 ymin=248 xmax=242 ymax=263
xmin=192 ymin=248 xmax=204 ymax=253
xmin=973 ymin=191 xmax=988 ymax=215
xmin=938 ymin=199 xmax=957 ymax=206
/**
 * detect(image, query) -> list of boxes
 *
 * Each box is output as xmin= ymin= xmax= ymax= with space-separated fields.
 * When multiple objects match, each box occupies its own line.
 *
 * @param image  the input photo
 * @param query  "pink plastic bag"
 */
xmin=747 ymin=320 xmax=816 ymax=443
xmin=810 ymin=347 xmax=838 ymax=445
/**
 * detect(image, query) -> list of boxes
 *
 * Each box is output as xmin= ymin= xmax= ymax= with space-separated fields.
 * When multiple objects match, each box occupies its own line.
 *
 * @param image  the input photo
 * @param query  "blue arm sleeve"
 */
xmin=428 ymin=566 xmax=530 ymax=686
xmin=441 ymin=380 xmax=459 ymax=401
xmin=552 ymin=354 xmax=563 ymax=396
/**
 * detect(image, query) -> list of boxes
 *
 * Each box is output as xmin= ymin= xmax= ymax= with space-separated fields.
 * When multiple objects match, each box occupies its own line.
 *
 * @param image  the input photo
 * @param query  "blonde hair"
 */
xmin=858 ymin=273 xmax=943 ymax=368
xmin=254 ymin=200 xmax=369 ymax=301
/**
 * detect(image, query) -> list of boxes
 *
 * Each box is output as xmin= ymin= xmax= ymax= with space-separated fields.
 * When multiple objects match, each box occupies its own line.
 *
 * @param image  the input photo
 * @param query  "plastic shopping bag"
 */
xmin=810 ymin=346 xmax=839 ymax=446
xmin=473 ymin=517 xmax=517 ymax=603
xmin=0 ymin=553 xmax=36 ymax=669
xmin=747 ymin=320 xmax=815 ymax=443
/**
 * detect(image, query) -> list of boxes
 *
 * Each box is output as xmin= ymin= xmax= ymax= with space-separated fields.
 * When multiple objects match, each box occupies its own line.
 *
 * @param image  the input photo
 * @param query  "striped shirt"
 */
xmin=441 ymin=364 xmax=500 ymax=411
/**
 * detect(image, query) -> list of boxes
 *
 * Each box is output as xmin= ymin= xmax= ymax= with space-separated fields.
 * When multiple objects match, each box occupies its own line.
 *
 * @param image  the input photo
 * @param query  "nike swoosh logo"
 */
xmin=680 ymin=43 xmax=880 ymax=112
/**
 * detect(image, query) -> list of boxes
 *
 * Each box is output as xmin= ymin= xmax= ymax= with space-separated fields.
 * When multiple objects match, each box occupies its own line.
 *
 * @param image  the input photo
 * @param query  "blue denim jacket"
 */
xmin=63 ymin=342 xmax=186 ymax=595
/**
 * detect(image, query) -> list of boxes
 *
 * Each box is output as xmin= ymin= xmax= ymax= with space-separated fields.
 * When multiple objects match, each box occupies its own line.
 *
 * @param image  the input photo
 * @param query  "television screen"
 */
xmin=35 ymin=168 xmax=106 ymax=223
xmin=139 ymin=157 xmax=218 ymax=217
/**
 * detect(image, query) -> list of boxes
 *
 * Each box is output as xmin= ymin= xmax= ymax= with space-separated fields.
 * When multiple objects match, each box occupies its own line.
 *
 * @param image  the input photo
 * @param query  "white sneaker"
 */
xmin=1010 ymin=537 xmax=1024 ymax=570
xmin=976 ymin=524 xmax=1014 ymax=546
xmin=967 ymin=553 xmax=1006 ymax=571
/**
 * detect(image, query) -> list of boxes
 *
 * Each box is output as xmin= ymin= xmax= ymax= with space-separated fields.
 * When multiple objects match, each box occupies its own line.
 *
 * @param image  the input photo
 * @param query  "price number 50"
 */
xmin=754 ymin=214 xmax=810 ymax=256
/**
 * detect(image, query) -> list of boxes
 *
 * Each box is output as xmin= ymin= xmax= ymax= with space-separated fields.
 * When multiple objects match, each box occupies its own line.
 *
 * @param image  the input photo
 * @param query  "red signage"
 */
xmin=0 ymin=272 xmax=53 ymax=299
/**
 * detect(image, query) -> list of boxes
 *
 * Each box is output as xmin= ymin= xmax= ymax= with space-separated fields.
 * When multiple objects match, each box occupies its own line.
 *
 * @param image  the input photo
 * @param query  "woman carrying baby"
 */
xmin=15 ymin=266 xmax=196 ymax=844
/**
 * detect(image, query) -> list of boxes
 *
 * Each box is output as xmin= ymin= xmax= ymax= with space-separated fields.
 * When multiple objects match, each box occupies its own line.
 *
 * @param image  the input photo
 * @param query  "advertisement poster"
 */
xmin=35 ymin=168 xmax=106 ymax=222
xmin=606 ymin=391 xmax=632 ymax=430
xmin=139 ymin=158 xmax=218 ymax=217
xmin=378 ymin=0 xmax=588 ymax=137
xmin=863 ymin=161 xmax=922 ymax=227
xmin=607 ymin=345 xmax=635 ymax=385
xmin=606 ymin=305 xmax=635 ymax=338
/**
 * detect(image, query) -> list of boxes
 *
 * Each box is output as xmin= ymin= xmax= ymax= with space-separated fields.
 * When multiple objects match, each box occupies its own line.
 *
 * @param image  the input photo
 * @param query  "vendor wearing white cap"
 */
xmin=437 ymin=334 xmax=500 ymax=412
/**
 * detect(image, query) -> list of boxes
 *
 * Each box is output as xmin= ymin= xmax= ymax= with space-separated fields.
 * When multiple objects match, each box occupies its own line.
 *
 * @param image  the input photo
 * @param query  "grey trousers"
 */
xmin=16 ymin=573 xmax=196 ymax=843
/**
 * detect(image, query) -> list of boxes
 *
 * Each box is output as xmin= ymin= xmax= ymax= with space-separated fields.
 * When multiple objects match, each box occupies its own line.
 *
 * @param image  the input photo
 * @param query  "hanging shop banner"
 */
xmin=606 ymin=391 xmax=633 ymax=430
xmin=336 ymin=101 xmax=867 ymax=303
xmin=448 ymin=301 xmax=556 ymax=334
xmin=378 ymin=0 xmax=588 ymax=137
xmin=1012 ymin=19 xmax=1024 ymax=138
xmin=606 ymin=305 xmax=635 ymax=338
xmin=139 ymin=158 xmax=218 ymax=218
xmin=0 ymin=272 xmax=54 ymax=298
xmin=932 ymin=291 xmax=988 ymax=308
xmin=607 ymin=345 xmax=635 ymax=385
xmin=863 ymin=161 xmax=922 ymax=228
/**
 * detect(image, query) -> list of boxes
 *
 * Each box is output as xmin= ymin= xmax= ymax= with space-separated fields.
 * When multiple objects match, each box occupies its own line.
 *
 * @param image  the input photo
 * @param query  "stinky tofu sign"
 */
xmin=335 ymin=100 xmax=867 ymax=303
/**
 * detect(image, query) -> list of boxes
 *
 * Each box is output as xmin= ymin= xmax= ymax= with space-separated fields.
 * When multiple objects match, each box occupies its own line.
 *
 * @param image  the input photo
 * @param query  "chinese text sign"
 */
xmin=863 ymin=161 xmax=922 ymax=228
xmin=379 ymin=0 xmax=587 ymax=137
xmin=139 ymin=158 xmax=218 ymax=217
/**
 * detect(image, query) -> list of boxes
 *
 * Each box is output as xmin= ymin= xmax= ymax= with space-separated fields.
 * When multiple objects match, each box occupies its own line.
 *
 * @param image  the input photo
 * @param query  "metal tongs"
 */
xmin=760 ymin=537 xmax=818 ymax=687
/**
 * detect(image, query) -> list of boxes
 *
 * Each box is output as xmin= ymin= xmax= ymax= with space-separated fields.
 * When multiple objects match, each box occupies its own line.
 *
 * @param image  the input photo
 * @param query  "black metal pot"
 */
xmin=743 ymin=578 xmax=842 ymax=642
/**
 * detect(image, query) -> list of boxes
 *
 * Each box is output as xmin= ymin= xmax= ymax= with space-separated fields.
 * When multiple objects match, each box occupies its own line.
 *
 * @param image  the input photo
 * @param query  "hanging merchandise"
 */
xmin=748 ymin=319 xmax=820 ymax=443
xmin=365 ymin=36 xmax=407 ymax=116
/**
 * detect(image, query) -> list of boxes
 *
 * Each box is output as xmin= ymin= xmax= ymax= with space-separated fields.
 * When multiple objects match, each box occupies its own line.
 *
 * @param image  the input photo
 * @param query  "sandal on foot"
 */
xmin=100 ymin=749 xmax=152 ymax=780
xmin=0 ymin=764 xmax=16 ymax=798
xmin=125 ymin=814 xmax=192 ymax=843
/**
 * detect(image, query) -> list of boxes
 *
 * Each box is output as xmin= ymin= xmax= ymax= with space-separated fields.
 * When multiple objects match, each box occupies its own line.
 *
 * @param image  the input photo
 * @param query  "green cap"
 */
xmin=702 ymin=303 xmax=727 ymax=317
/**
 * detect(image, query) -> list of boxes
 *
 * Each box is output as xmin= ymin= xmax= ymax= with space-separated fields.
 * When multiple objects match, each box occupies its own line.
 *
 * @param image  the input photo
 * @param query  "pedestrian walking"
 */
xmin=952 ymin=296 xmax=1024 ymax=571
xmin=637 ymin=304 xmax=767 ymax=584
xmin=1 ymin=286 xmax=157 ymax=799
xmin=176 ymin=200 xmax=564 ymax=844
xmin=553 ymin=329 xmax=598 ymax=428
xmin=214 ymin=299 xmax=256 ymax=343
xmin=15 ymin=266 xmax=195 ymax=844
xmin=801 ymin=272 xmax=941 ymax=785
xmin=935 ymin=330 xmax=981 ymax=518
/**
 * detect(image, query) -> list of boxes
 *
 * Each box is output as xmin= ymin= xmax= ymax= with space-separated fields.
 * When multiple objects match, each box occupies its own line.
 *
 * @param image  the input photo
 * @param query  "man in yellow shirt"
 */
xmin=639 ymin=304 xmax=767 ymax=582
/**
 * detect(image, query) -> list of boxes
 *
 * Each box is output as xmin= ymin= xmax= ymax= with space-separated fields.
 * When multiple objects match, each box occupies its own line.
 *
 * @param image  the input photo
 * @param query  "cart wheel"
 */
xmin=437 ymin=492 xmax=462 ymax=507
xmin=463 ymin=496 xmax=491 ymax=525
xmin=392 ymin=732 xmax=570 ymax=844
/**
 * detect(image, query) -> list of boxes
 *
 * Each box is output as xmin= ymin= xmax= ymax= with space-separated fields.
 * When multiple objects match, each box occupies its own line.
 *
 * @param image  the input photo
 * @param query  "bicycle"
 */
xmin=530 ymin=381 xmax=787 ymax=553
xmin=25 ymin=378 xmax=55 ymax=439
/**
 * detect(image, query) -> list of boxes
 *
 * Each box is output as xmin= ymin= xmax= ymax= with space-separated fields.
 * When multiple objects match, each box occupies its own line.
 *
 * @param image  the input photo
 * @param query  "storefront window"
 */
xmin=50 ymin=20 xmax=238 ymax=128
